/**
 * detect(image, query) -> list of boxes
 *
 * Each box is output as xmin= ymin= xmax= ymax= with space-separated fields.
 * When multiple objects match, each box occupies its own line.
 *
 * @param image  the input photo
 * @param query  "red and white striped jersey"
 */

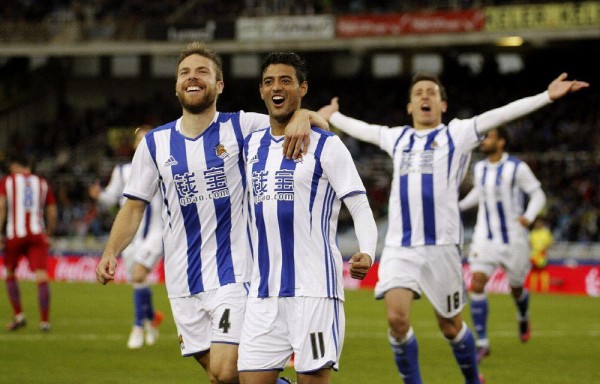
xmin=0 ymin=172 xmax=56 ymax=239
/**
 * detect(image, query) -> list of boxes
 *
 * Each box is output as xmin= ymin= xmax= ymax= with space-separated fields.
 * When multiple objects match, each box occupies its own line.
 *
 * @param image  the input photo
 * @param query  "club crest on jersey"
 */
xmin=293 ymin=152 xmax=304 ymax=163
xmin=214 ymin=144 xmax=229 ymax=159
xmin=248 ymin=154 xmax=259 ymax=164
xmin=164 ymin=156 xmax=178 ymax=167
xmin=431 ymin=141 xmax=438 ymax=149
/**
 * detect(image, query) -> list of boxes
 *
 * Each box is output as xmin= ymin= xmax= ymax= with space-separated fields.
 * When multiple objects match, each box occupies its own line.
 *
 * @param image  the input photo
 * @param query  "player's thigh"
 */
xmin=3 ymin=238 xmax=24 ymax=271
xmin=504 ymin=243 xmax=531 ymax=287
xmin=238 ymin=297 xmax=291 ymax=372
xmin=170 ymin=284 xmax=247 ymax=356
xmin=290 ymin=297 xmax=345 ymax=374
xmin=26 ymin=235 xmax=50 ymax=271
xmin=210 ymin=283 xmax=248 ymax=343
xmin=468 ymin=241 xmax=501 ymax=278
xmin=297 ymin=368 xmax=331 ymax=384
xmin=239 ymin=370 xmax=279 ymax=384
xmin=120 ymin=245 xmax=137 ymax=281
xmin=421 ymin=245 xmax=466 ymax=318
xmin=375 ymin=246 xmax=423 ymax=299
xmin=170 ymin=295 xmax=212 ymax=356
xmin=133 ymin=237 xmax=163 ymax=270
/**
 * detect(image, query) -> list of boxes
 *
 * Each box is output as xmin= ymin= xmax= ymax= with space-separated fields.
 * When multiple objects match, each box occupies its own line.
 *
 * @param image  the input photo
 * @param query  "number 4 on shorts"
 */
xmin=219 ymin=308 xmax=231 ymax=333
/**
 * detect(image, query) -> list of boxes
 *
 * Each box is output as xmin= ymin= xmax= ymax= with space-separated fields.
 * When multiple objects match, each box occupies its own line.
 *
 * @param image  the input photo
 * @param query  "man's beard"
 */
xmin=178 ymin=90 xmax=217 ymax=114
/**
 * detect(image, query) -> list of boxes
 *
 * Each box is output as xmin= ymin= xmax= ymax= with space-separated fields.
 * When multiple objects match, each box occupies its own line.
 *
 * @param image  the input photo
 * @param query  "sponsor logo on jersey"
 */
xmin=164 ymin=156 xmax=178 ymax=167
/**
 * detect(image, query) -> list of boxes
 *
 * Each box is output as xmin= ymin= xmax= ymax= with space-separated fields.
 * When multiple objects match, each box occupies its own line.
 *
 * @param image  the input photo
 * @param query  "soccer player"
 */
xmin=95 ymin=42 xmax=326 ymax=384
xmin=317 ymin=72 xmax=588 ymax=384
xmin=0 ymin=154 xmax=57 ymax=332
xmin=238 ymin=52 xmax=377 ymax=384
xmin=89 ymin=124 xmax=165 ymax=349
xmin=458 ymin=127 xmax=547 ymax=362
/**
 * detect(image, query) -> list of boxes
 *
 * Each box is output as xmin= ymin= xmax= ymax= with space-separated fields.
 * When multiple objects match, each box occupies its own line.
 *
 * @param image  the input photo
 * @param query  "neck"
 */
xmin=179 ymin=107 xmax=217 ymax=138
xmin=270 ymin=118 xmax=288 ymax=136
xmin=487 ymin=151 xmax=504 ymax=163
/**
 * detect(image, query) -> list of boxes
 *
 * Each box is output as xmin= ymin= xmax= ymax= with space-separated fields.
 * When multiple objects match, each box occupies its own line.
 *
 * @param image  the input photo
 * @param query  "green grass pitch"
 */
xmin=1 ymin=281 xmax=598 ymax=383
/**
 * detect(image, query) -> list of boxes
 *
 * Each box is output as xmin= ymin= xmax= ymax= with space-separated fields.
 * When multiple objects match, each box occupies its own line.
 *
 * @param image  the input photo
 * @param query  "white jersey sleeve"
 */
xmin=343 ymin=193 xmax=377 ymax=259
xmin=474 ymin=91 xmax=552 ymax=136
xmin=459 ymin=187 xmax=479 ymax=212
xmin=123 ymin=137 xmax=160 ymax=204
xmin=515 ymin=162 xmax=546 ymax=223
xmin=239 ymin=111 xmax=270 ymax=137
xmin=320 ymin=134 xmax=367 ymax=199
xmin=98 ymin=164 xmax=128 ymax=208
xmin=329 ymin=111 xmax=410 ymax=156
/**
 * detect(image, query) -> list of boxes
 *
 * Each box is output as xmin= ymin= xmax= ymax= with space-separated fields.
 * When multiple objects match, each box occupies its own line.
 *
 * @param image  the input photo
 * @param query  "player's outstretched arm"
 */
xmin=317 ymin=97 xmax=340 ymax=121
xmin=96 ymin=198 xmax=146 ymax=285
xmin=475 ymin=73 xmax=589 ymax=135
xmin=547 ymin=72 xmax=589 ymax=101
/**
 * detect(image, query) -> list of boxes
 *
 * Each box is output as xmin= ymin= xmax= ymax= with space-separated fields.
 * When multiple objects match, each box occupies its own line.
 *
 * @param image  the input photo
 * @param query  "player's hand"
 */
xmin=283 ymin=109 xmax=311 ymax=160
xmin=88 ymin=181 xmax=101 ymax=200
xmin=547 ymin=72 xmax=589 ymax=100
xmin=517 ymin=216 xmax=530 ymax=228
xmin=349 ymin=252 xmax=373 ymax=280
xmin=317 ymin=97 xmax=340 ymax=121
xmin=96 ymin=255 xmax=118 ymax=285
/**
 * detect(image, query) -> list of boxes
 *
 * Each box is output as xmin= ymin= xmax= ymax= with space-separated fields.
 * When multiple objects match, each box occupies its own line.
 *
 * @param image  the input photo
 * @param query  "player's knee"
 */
xmin=471 ymin=273 xmax=487 ymax=293
xmin=388 ymin=313 xmax=410 ymax=338
xmin=211 ymin=367 xmax=238 ymax=384
xmin=131 ymin=265 xmax=149 ymax=283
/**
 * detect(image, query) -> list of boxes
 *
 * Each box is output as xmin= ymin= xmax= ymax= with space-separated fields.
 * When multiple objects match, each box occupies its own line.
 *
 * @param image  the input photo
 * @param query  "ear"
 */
xmin=216 ymin=80 xmax=224 ymax=95
xmin=406 ymin=102 xmax=413 ymax=115
xmin=440 ymin=100 xmax=448 ymax=113
xmin=300 ymin=81 xmax=308 ymax=97
xmin=259 ymin=83 xmax=265 ymax=100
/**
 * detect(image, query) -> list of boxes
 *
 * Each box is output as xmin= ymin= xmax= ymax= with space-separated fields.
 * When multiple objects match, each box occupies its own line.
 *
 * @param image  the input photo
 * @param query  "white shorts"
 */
xmin=238 ymin=296 xmax=345 ymax=373
xmin=121 ymin=237 xmax=163 ymax=281
xmin=469 ymin=240 xmax=531 ymax=287
xmin=170 ymin=282 xmax=249 ymax=356
xmin=375 ymin=244 xmax=467 ymax=318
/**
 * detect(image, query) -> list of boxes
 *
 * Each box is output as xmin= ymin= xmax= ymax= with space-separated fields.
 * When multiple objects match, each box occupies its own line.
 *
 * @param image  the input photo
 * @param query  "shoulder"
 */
xmin=244 ymin=127 xmax=269 ymax=143
xmin=153 ymin=121 xmax=176 ymax=132
xmin=506 ymin=154 xmax=522 ymax=165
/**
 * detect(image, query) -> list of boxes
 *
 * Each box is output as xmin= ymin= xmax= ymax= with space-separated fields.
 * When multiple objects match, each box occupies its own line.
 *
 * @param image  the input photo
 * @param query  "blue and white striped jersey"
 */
xmin=469 ymin=153 xmax=542 ymax=245
xmin=244 ymin=127 xmax=366 ymax=300
xmin=377 ymin=120 xmax=477 ymax=247
xmin=124 ymin=111 xmax=269 ymax=298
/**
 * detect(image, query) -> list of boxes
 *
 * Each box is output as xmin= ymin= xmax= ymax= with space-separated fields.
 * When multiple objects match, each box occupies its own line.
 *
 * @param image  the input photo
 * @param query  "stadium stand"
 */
xmin=0 ymin=0 xmax=598 ymax=257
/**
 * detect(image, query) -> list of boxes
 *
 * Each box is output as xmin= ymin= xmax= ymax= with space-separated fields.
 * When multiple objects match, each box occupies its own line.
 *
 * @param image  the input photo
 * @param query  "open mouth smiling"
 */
xmin=272 ymin=95 xmax=285 ymax=106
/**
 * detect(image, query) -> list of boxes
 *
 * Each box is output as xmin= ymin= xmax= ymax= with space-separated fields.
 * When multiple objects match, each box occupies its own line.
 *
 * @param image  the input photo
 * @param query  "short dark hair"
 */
xmin=7 ymin=153 xmax=31 ymax=167
xmin=177 ymin=41 xmax=223 ymax=81
xmin=409 ymin=72 xmax=447 ymax=102
xmin=260 ymin=52 xmax=307 ymax=84
xmin=495 ymin=126 xmax=511 ymax=149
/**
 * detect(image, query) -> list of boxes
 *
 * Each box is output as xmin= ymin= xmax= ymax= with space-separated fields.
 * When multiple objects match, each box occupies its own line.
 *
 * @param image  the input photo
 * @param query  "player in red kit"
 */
xmin=0 ymin=154 xmax=57 ymax=332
